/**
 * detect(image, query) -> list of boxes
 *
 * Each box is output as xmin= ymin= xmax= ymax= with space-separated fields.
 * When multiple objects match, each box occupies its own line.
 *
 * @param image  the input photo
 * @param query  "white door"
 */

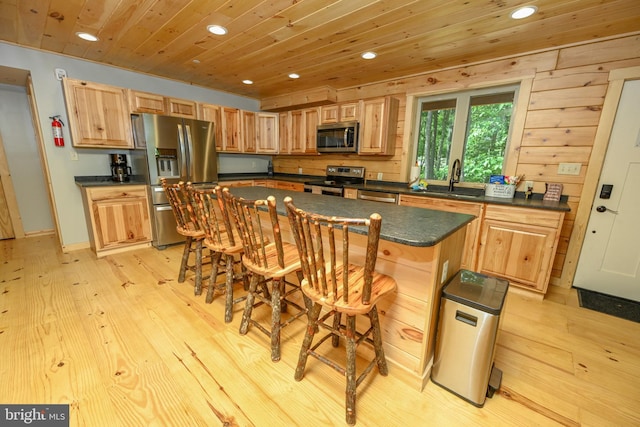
xmin=574 ymin=79 xmax=640 ymax=301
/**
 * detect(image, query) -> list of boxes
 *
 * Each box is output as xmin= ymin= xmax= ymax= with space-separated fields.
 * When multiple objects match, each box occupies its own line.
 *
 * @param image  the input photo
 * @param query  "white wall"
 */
xmin=0 ymin=42 xmax=260 ymax=249
xmin=0 ymin=83 xmax=54 ymax=234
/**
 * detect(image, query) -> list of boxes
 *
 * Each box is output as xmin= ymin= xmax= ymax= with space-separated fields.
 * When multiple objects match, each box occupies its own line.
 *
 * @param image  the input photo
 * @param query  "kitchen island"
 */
xmin=228 ymin=187 xmax=474 ymax=390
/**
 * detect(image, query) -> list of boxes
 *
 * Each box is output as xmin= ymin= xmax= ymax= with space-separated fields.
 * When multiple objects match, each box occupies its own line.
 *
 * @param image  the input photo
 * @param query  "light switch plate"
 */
xmin=55 ymin=68 xmax=67 ymax=81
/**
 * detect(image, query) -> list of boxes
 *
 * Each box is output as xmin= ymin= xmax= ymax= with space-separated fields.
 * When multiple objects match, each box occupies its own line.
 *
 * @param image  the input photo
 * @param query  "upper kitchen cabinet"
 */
xmin=241 ymin=110 xmax=257 ymax=153
xmin=290 ymin=107 xmax=320 ymax=154
xmin=256 ymin=113 xmax=279 ymax=154
xmin=278 ymin=112 xmax=291 ymax=154
xmin=358 ymin=96 xmax=399 ymax=155
xmin=129 ymin=90 xmax=196 ymax=118
xmin=197 ymin=103 xmax=223 ymax=151
xmin=221 ymin=107 xmax=242 ymax=152
xmin=320 ymin=101 xmax=361 ymax=124
xmin=62 ymin=78 xmax=133 ymax=148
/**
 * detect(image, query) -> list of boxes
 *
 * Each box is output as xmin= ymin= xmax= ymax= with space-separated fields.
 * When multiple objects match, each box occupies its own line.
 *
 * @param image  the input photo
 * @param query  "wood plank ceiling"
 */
xmin=1 ymin=0 xmax=639 ymax=99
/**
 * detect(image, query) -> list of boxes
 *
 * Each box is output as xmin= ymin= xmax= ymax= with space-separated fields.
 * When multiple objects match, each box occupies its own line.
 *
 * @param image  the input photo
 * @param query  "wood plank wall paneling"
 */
xmin=273 ymin=34 xmax=640 ymax=289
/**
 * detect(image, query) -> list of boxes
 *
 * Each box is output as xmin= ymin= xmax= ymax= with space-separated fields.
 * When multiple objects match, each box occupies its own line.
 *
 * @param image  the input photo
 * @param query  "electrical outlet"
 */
xmin=55 ymin=68 xmax=67 ymax=81
xmin=377 ymin=172 xmax=383 ymax=180
xmin=70 ymin=151 xmax=78 ymax=161
xmin=298 ymin=167 xmax=302 ymax=174
xmin=525 ymin=180 xmax=534 ymax=189
xmin=441 ymin=260 xmax=449 ymax=284
xmin=558 ymin=163 xmax=581 ymax=175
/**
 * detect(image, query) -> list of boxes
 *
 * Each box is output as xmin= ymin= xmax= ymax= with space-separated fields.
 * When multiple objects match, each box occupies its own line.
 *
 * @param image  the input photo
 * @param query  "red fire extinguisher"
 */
xmin=50 ymin=115 xmax=65 ymax=147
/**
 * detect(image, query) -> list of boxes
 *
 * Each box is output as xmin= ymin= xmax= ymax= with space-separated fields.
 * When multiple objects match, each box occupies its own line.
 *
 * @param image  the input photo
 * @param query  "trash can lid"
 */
xmin=442 ymin=270 xmax=509 ymax=315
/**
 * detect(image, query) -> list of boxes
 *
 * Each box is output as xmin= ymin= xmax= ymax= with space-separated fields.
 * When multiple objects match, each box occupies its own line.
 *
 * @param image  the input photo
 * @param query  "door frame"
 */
xmin=562 ymin=66 xmax=640 ymax=287
xmin=0 ymin=132 xmax=23 ymax=238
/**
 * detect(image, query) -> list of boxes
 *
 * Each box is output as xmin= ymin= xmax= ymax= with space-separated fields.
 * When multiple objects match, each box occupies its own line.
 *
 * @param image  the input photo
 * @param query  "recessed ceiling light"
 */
xmin=510 ymin=6 xmax=537 ymax=19
xmin=242 ymin=79 xmax=253 ymax=85
xmin=361 ymin=51 xmax=377 ymax=60
xmin=76 ymin=32 xmax=99 ymax=42
xmin=207 ymin=25 xmax=228 ymax=35
xmin=288 ymin=73 xmax=300 ymax=79
xmin=192 ymin=59 xmax=201 ymax=64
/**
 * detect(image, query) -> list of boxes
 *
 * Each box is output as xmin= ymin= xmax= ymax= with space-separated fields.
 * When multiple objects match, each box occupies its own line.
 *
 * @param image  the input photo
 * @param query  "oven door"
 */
xmin=304 ymin=184 xmax=344 ymax=197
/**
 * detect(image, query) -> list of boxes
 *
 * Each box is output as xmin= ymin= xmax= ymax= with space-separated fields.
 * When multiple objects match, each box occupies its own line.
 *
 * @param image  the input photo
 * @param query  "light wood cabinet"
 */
xmin=221 ymin=107 xmax=242 ymax=152
xmin=343 ymin=187 xmax=358 ymax=199
xmin=477 ymin=205 xmax=564 ymax=294
xmin=278 ymin=112 xmax=291 ymax=154
xmin=80 ymin=185 xmax=152 ymax=257
xmin=197 ymin=103 xmax=224 ymax=151
xmin=320 ymin=102 xmax=361 ymax=124
xmin=256 ymin=113 xmax=279 ymax=154
xmin=359 ymin=96 xmax=399 ymax=155
xmin=284 ymin=107 xmax=320 ymax=154
xmin=129 ymin=90 xmax=196 ymax=118
xmin=272 ymin=180 xmax=304 ymax=191
xmin=241 ymin=110 xmax=257 ymax=153
xmin=62 ymin=78 xmax=133 ymax=148
xmin=399 ymin=194 xmax=483 ymax=271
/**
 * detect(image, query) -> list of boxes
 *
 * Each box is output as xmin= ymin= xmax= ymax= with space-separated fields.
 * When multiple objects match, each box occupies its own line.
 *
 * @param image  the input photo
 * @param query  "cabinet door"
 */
xmin=278 ymin=112 xmax=291 ymax=154
xmin=241 ymin=110 xmax=257 ymax=153
xmin=477 ymin=219 xmax=557 ymax=292
xmin=303 ymin=108 xmax=319 ymax=154
xmin=87 ymin=186 xmax=151 ymax=251
xmin=290 ymin=110 xmax=306 ymax=153
xmin=398 ymin=194 xmax=483 ymax=270
xmin=359 ymin=97 xmax=398 ymax=155
xmin=197 ymin=103 xmax=223 ymax=151
xmin=128 ymin=90 xmax=165 ymax=114
xmin=320 ymin=105 xmax=339 ymax=124
xmin=221 ymin=107 xmax=242 ymax=152
xmin=340 ymin=102 xmax=361 ymax=122
xmin=256 ymin=113 xmax=279 ymax=154
xmin=165 ymin=97 xmax=197 ymax=118
xmin=274 ymin=181 xmax=304 ymax=191
xmin=63 ymin=78 xmax=133 ymax=148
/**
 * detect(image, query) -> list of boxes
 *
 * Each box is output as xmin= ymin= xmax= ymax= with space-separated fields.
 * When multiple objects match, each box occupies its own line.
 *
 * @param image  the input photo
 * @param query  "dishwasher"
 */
xmin=357 ymin=189 xmax=399 ymax=204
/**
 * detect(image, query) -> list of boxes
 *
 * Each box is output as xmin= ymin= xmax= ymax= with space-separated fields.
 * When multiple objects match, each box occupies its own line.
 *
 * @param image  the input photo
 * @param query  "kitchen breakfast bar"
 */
xmin=226 ymin=186 xmax=474 ymax=390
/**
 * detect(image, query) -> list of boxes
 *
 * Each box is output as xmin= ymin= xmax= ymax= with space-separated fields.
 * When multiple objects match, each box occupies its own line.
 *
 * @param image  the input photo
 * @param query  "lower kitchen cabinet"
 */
xmin=477 ymin=204 xmax=564 ymax=295
xmin=81 ymin=185 xmax=152 ymax=257
xmin=399 ymin=194 xmax=483 ymax=271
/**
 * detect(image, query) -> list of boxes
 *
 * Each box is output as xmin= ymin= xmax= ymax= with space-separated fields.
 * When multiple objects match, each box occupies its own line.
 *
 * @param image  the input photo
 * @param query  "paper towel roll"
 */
xmin=410 ymin=166 xmax=420 ymax=181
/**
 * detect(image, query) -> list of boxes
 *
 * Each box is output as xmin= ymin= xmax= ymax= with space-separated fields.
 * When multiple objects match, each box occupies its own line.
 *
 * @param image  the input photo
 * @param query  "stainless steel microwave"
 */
xmin=316 ymin=121 xmax=359 ymax=153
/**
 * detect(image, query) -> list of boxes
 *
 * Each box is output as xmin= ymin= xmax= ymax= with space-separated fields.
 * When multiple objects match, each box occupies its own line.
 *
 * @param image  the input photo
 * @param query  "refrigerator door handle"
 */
xmin=184 ymin=124 xmax=194 ymax=182
xmin=177 ymin=124 xmax=187 ymax=179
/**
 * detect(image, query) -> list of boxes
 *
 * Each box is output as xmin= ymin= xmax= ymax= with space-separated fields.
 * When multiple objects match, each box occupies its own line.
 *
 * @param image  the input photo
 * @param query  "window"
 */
xmin=414 ymin=85 xmax=518 ymax=184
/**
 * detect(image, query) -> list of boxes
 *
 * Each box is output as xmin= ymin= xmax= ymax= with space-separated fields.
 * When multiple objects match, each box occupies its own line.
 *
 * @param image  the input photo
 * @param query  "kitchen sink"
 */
xmin=410 ymin=188 xmax=483 ymax=200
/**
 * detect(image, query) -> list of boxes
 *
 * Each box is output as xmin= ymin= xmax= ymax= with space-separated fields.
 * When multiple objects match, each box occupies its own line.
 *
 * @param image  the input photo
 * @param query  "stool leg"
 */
xmin=369 ymin=307 xmax=389 ymax=376
xmin=194 ymin=239 xmax=203 ymax=295
xmin=294 ymin=303 xmax=322 ymax=381
xmin=223 ymin=254 xmax=235 ymax=323
xmin=345 ymin=314 xmax=357 ymax=426
xmin=239 ymin=273 xmax=260 ymax=335
xmin=270 ymin=278 xmax=282 ymax=362
xmin=178 ymin=236 xmax=193 ymax=283
xmin=205 ymin=252 xmax=222 ymax=302
xmin=332 ymin=312 xmax=342 ymax=347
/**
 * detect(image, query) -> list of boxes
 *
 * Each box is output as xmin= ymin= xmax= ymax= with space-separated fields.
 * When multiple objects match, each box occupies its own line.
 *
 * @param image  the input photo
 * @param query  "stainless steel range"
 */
xmin=304 ymin=165 xmax=365 ymax=197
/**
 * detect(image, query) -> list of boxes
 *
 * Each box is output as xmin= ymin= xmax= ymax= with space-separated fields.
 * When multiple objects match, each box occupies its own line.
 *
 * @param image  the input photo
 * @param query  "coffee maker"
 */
xmin=110 ymin=154 xmax=132 ymax=182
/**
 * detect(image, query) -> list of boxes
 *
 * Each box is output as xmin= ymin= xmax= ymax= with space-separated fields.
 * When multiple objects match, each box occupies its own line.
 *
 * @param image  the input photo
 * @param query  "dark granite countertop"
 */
xmin=227 ymin=187 xmax=474 ymax=248
xmin=219 ymin=173 xmax=570 ymax=213
xmin=75 ymin=175 xmax=148 ymax=187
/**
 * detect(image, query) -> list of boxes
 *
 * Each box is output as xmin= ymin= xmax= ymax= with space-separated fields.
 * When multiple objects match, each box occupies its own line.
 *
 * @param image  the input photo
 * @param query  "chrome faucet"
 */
xmin=448 ymin=158 xmax=461 ymax=191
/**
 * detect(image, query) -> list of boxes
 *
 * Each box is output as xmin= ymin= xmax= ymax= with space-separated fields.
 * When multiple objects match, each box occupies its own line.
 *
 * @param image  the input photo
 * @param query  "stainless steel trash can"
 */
xmin=431 ymin=269 xmax=509 ymax=406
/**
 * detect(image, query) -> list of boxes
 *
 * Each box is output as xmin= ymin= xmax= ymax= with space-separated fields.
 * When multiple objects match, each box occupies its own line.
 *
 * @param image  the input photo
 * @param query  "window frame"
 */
xmin=411 ymin=83 xmax=521 ymax=187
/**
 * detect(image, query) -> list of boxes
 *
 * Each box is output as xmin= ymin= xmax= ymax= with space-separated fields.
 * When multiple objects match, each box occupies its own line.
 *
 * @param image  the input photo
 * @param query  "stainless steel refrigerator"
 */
xmin=131 ymin=113 xmax=217 ymax=248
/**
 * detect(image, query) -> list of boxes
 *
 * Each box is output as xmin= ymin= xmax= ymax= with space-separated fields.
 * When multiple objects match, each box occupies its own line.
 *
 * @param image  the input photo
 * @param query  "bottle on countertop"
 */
xmin=267 ymin=160 xmax=274 ymax=177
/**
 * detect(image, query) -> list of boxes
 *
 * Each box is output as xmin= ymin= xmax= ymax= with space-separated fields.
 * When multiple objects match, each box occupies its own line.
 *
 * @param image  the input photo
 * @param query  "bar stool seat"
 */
xmin=190 ymin=184 xmax=249 ymax=322
xmin=284 ymin=196 xmax=397 ymax=426
xmin=161 ymin=178 xmax=208 ymax=295
xmin=224 ymin=190 xmax=310 ymax=362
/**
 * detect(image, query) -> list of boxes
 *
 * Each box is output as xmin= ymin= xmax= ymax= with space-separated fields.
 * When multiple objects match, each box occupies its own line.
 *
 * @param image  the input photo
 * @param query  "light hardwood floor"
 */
xmin=1 ymin=235 xmax=638 ymax=426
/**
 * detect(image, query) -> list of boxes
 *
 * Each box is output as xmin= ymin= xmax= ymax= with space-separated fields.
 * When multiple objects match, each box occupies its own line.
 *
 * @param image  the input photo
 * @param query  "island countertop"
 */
xmin=227 ymin=187 xmax=475 ymax=248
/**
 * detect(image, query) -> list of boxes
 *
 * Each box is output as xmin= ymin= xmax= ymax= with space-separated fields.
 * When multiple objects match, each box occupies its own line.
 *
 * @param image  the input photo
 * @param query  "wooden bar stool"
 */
xmin=284 ymin=196 xmax=397 ymax=426
xmin=189 ymin=184 xmax=249 ymax=322
xmin=224 ymin=189 xmax=311 ymax=362
xmin=161 ymin=178 xmax=208 ymax=295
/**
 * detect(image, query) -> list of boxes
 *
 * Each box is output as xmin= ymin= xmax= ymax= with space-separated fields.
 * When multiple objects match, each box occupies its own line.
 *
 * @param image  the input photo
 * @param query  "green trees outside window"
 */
xmin=415 ymin=86 xmax=517 ymax=184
